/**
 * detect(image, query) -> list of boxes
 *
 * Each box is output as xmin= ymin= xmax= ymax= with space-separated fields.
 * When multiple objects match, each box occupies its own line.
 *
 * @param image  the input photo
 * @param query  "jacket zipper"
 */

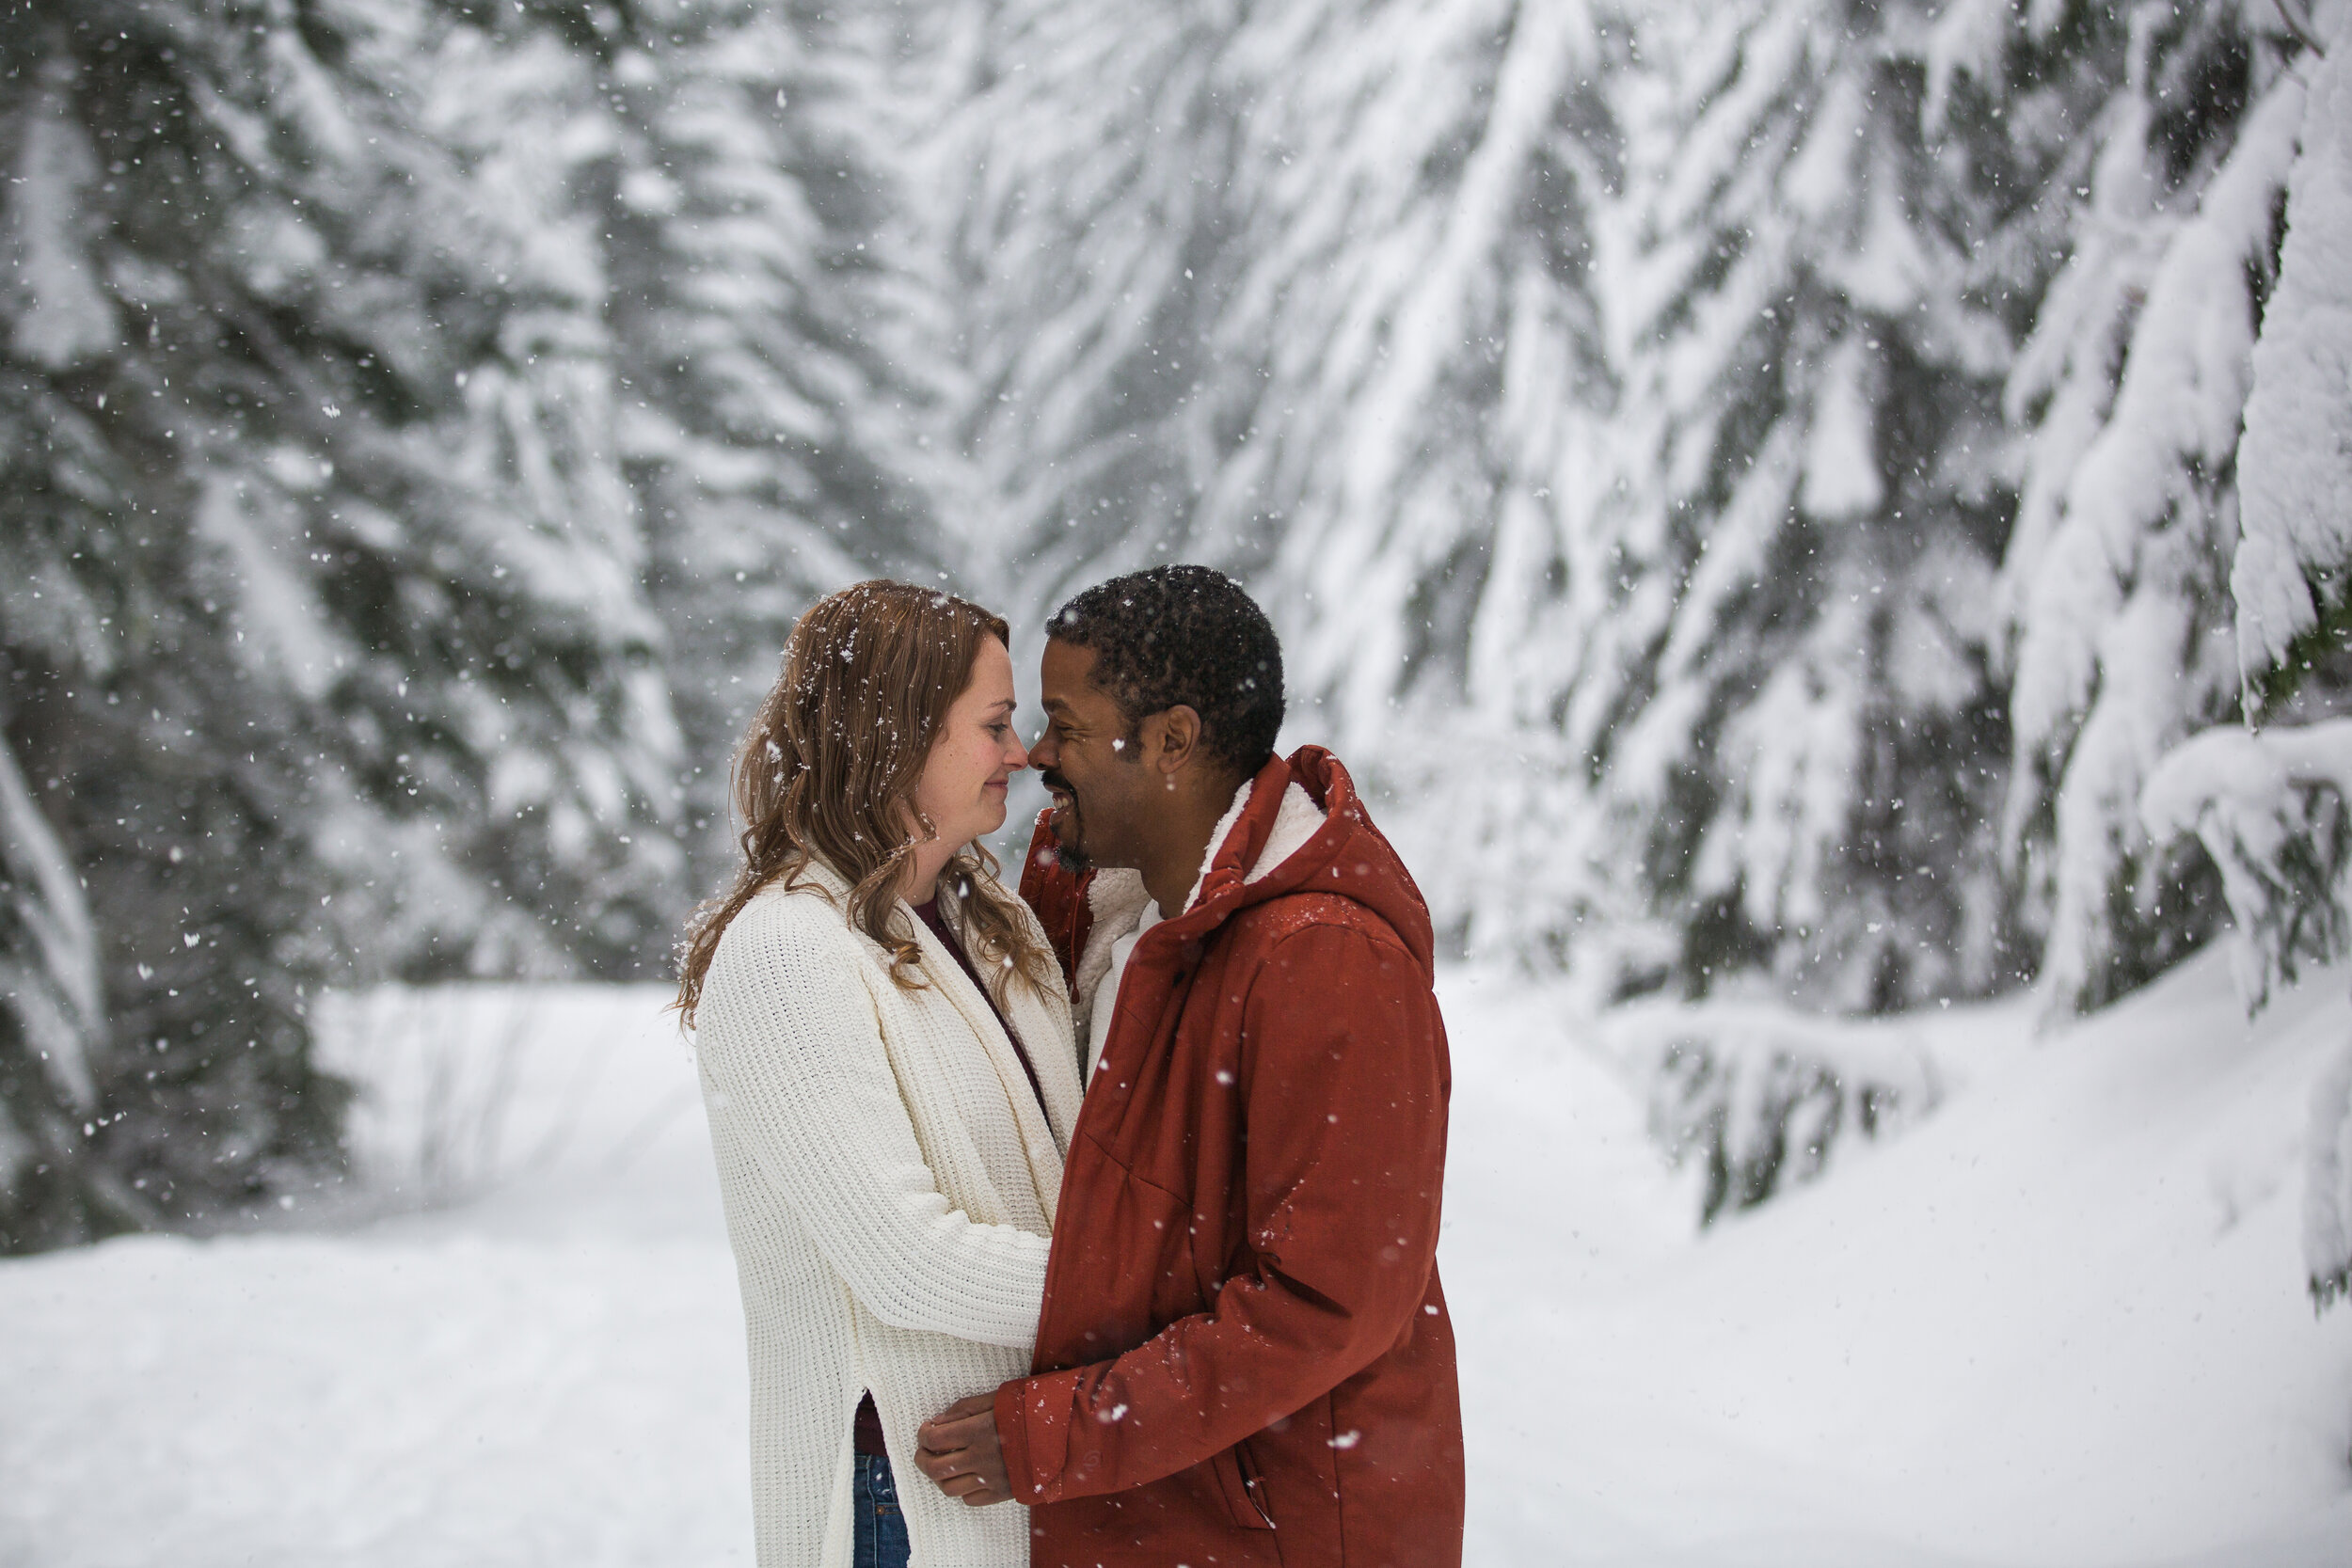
xmin=1234 ymin=1443 xmax=1277 ymax=1529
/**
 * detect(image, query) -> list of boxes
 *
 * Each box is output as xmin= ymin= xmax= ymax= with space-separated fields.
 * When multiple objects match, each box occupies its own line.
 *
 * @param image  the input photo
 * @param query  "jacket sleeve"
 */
xmin=1017 ymin=810 xmax=1092 ymax=996
xmin=696 ymin=901 xmax=1049 ymax=1350
xmin=993 ymin=920 xmax=1449 ymax=1500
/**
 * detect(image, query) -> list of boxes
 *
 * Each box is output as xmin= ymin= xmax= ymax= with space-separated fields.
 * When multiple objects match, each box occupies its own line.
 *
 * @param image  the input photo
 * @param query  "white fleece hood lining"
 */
xmin=1073 ymin=778 xmax=1327 ymax=1057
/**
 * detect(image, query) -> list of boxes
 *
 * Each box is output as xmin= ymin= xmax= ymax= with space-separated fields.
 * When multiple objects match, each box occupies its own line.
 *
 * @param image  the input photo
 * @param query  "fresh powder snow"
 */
xmin=4 ymin=965 xmax=2348 ymax=1566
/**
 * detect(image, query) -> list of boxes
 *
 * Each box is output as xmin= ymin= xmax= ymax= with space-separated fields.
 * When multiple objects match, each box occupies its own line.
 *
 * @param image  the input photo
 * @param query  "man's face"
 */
xmin=1030 ymin=639 xmax=1152 ymax=873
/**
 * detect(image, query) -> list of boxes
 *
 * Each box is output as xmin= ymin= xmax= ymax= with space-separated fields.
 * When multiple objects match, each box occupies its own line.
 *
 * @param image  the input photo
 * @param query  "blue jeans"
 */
xmin=853 ymin=1452 xmax=911 ymax=1568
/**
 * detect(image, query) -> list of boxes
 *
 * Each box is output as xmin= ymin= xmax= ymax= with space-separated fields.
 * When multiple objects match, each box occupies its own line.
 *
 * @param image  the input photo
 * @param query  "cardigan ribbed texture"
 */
xmin=693 ymin=858 xmax=1082 ymax=1568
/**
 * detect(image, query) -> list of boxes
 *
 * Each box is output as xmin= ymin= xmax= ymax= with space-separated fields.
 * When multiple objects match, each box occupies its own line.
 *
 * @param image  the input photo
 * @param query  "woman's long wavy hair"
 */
xmin=675 ymin=580 xmax=1057 ymax=1027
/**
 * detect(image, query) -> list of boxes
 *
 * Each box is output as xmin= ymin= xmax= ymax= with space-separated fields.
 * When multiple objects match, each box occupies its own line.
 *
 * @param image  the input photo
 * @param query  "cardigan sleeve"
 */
xmin=695 ymin=895 xmax=1050 ymax=1350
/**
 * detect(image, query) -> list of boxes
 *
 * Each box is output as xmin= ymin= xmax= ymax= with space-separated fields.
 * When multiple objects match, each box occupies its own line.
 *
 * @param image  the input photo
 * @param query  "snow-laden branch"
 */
xmin=2159 ymin=15 xmax=2352 ymax=1314
xmin=0 ymin=734 xmax=100 ymax=1111
xmin=2271 ymin=0 xmax=2330 ymax=57
xmin=2001 ymin=38 xmax=2309 ymax=1014
xmin=0 ymin=731 xmax=102 ymax=1230
xmin=2142 ymin=721 xmax=2352 ymax=1011
xmin=2233 ymin=6 xmax=2352 ymax=696
xmin=1600 ymin=998 xmax=1946 ymax=1223
xmin=2141 ymin=718 xmax=2352 ymax=1310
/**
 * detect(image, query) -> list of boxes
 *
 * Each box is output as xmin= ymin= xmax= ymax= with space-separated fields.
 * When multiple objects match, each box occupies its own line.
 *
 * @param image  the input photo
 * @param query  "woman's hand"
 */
xmin=914 ymin=1394 xmax=1013 ymax=1506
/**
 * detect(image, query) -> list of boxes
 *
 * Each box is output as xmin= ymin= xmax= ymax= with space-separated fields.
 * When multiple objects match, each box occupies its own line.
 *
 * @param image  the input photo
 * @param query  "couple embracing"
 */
xmin=677 ymin=566 xmax=1463 ymax=1568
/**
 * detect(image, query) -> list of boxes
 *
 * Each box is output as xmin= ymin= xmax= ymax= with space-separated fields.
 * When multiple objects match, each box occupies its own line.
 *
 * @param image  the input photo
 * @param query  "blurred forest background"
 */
xmin=4 ymin=0 xmax=2351 ymax=1256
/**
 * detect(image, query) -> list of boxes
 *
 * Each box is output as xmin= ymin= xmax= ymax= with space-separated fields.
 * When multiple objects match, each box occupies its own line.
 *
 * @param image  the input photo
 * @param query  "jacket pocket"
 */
xmin=1211 ymin=1440 xmax=1277 ymax=1530
xmin=1047 ymin=1135 xmax=1201 ymax=1363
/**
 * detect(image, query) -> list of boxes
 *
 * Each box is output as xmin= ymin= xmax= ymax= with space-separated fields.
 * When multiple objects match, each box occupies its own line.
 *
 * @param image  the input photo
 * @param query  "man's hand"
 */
xmin=914 ymin=1393 xmax=1013 ymax=1507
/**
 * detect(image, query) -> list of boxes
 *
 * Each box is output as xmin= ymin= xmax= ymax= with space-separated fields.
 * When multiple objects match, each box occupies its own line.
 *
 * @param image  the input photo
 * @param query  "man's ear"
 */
xmin=1146 ymin=705 xmax=1204 ymax=778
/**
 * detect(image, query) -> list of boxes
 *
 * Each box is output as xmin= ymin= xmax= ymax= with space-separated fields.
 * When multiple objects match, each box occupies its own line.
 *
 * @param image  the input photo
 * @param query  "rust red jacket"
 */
xmin=999 ymin=747 xmax=1463 ymax=1568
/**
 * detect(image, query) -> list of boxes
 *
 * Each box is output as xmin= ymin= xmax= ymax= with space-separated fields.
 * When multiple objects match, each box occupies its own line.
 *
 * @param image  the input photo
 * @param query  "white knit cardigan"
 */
xmin=692 ymin=858 xmax=1083 ymax=1568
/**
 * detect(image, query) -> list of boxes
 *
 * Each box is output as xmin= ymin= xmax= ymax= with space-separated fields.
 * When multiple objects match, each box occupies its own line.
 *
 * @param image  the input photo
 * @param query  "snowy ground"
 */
xmin=5 ymin=952 xmax=2351 ymax=1567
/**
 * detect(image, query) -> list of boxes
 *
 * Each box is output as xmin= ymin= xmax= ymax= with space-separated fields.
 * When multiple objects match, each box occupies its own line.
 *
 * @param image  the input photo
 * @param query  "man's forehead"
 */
xmin=1041 ymin=684 xmax=1106 ymax=716
xmin=1041 ymin=639 xmax=1099 ymax=685
xmin=1041 ymin=641 xmax=1119 ymax=717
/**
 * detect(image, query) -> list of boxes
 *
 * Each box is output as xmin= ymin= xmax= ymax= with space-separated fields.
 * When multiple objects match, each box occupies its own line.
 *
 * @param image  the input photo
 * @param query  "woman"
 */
xmin=676 ymin=581 xmax=1081 ymax=1568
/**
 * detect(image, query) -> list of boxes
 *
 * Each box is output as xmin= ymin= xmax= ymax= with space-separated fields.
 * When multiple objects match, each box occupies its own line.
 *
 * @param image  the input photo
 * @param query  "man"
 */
xmin=913 ymin=565 xmax=1464 ymax=1568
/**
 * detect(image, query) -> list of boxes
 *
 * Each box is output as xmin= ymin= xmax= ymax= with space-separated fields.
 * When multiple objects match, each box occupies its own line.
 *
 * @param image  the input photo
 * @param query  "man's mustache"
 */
xmin=1040 ymin=770 xmax=1075 ymax=798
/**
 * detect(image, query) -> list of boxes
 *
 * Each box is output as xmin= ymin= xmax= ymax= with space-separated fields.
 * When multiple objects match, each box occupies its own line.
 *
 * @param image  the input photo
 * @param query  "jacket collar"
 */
xmin=1168 ymin=746 xmax=1353 ymax=932
xmin=1074 ymin=748 xmax=1348 ymax=992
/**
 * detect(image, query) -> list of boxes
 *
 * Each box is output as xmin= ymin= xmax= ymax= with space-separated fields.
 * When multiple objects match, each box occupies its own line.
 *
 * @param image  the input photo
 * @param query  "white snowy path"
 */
xmin=4 ymin=953 xmax=2350 ymax=1567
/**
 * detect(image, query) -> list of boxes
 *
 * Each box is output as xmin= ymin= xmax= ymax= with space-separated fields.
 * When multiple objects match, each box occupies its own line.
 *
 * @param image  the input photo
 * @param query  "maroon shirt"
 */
xmin=914 ymin=896 xmax=1047 ymax=1115
xmin=854 ymin=895 xmax=1049 ymax=1457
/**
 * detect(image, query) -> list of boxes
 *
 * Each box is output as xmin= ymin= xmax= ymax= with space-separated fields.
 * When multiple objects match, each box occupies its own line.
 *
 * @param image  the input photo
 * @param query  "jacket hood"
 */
xmin=1165 ymin=746 xmax=1436 ymax=975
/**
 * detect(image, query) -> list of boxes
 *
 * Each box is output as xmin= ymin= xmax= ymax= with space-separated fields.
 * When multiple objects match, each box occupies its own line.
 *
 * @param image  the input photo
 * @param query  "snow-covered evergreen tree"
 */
xmin=2137 ymin=0 xmax=2352 ymax=1313
xmin=933 ymin=0 xmax=2337 ymax=1032
xmin=920 ymin=0 xmax=1246 ymax=627
xmin=933 ymin=0 xmax=2068 ymax=1013
xmin=1992 ymin=0 xmax=2315 ymax=1012
xmin=928 ymin=0 xmax=1636 ymax=957
xmin=580 ymin=0 xmax=950 ymax=880
xmin=0 ymin=0 xmax=685 ymax=1242
xmin=1470 ymin=0 xmax=2055 ymax=1012
xmin=943 ymin=0 xmax=2056 ymax=1009
xmin=1195 ymin=0 xmax=1627 ymax=978
xmin=7 ymin=0 xmax=2340 ymax=1247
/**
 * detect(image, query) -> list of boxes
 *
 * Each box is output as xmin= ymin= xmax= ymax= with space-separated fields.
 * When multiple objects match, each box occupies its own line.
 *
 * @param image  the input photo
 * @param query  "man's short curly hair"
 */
xmin=1048 ymin=565 xmax=1285 ymax=779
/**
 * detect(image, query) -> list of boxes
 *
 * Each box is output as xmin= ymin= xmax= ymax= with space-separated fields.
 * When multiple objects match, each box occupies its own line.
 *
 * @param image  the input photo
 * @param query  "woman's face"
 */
xmin=912 ymin=637 xmax=1029 ymax=855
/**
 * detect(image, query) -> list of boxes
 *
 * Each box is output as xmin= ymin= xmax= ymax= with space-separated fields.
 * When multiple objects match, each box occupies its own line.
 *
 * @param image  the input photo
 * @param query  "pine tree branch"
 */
xmin=2273 ymin=0 xmax=2328 ymax=56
